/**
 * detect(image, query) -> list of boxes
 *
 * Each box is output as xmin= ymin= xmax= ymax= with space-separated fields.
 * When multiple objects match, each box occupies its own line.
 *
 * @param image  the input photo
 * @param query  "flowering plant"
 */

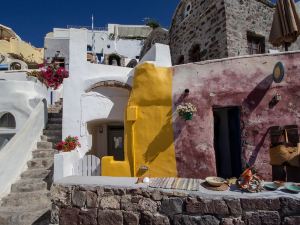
xmin=176 ymin=102 xmax=197 ymax=120
xmin=39 ymin=63 xmax=69 ymax=90
xmin=56 ymin=136 xmax=81 ymax=152
xmin=27 ymin=62 xmax=69 ymax=90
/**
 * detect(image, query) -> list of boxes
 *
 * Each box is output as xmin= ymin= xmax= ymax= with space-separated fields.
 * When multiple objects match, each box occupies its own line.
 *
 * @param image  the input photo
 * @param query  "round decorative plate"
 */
xmin=273 ymin=62 xmax=285 ymax=83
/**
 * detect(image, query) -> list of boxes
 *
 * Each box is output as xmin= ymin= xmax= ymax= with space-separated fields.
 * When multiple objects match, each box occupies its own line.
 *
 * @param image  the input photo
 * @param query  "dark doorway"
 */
xmin=107 ymin=126 xmax=124 ymax=161
xmin=213 ymin=107 xmax=242 ymax=178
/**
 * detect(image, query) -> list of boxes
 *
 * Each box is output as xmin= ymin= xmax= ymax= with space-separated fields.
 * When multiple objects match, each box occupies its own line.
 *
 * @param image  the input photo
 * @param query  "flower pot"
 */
xmin=182 ymin=112 xmax=193 ymax=121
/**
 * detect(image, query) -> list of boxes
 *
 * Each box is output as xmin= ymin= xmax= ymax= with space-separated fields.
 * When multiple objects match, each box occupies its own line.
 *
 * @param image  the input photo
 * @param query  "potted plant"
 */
xmin=176 ymin=102 xmax=197 ymax=121
xmin=27 ymin=61 xmax=69 ymax=90
xmin=56 ymin=136 xmax=81 ymax=152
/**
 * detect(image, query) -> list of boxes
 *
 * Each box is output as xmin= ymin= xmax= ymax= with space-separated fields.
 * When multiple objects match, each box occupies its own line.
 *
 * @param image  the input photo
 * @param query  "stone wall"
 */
xmin=140 ymin=28 xmax=169 ymax=59
xmin=168 ymin=0 xmax=300 ymax=66
xmin=51 ymin=183 xmax=300 ymax=225
xmin=224 ymin=0 xmax=275 ymax=57
xmin=169 ymin=0 xmax=228 ymax=65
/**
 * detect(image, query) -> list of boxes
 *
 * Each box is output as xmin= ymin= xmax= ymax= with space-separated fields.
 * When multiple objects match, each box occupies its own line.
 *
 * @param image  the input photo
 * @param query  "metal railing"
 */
xmin=67 ymin=25 xmax=107 ymax=31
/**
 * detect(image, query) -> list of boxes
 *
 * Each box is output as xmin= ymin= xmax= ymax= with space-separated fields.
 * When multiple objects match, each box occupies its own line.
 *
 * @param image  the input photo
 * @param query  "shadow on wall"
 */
xmin=248 ymin=127 xmax=272 ymax=166
xmin=242 ymin=74 xmax=273 ymax=166
xmin=143 ymin=110 xmax=173 ymax=163
xmin=242 ymin=74 xmax=273 ymax=114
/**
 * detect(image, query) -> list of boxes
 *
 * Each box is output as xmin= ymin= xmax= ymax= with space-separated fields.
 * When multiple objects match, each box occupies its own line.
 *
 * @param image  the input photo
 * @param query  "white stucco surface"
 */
xmin=56 ymin=28 xmax=174 ymax=180
xmin=0 ymin=100 xmax=46 ymax=198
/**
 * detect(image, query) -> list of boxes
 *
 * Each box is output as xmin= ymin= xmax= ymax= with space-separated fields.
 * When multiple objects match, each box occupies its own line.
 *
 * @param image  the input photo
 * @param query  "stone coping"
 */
xmin=55 ymin=176 xmax=300 ymax=199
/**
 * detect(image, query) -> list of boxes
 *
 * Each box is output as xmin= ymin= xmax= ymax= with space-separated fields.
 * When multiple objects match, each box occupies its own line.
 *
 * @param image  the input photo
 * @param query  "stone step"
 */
xmin=27 ymin=158 xmax=54 ymax=170
xmin=46 ymin=137 xmax=61 ymax=145
xmin=21 ymin=169 xmax=52 ymax=179
xmin=46 ymin=124 xmax=62 ymax=130
xmin=32 ymin=149 xmax=55 ymax=158
xmin=1 ymin=191 xmax=50 ymax=207
xmin=0 ymin=207 xmax=50 ymax=225
xmin=48 ymin=113 xmax=62 ymax=118
xmin=48 ymin=117 xmax=62 ymax=124
xmin=43 ymin=130 xmax=62 ymax=136
xmin=37 ymin=141 xmax=53 ymax=149
xmin=11 ymin=179 xmax=47 ymax=193
xmin=40 ymin=135 xmax=48 ymax=141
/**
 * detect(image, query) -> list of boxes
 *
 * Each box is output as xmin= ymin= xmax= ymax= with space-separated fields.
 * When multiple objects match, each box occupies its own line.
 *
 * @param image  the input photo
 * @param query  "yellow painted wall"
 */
xmin=0 ymin=38 xmax=44 ymax=64
xmin=102 ymin=63 xmax=177 ymax=177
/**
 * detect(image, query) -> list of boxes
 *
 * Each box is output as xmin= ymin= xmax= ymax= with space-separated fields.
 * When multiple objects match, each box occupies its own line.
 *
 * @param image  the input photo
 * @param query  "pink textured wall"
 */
xmin=172 ymin=52 xmax=300 ymax=180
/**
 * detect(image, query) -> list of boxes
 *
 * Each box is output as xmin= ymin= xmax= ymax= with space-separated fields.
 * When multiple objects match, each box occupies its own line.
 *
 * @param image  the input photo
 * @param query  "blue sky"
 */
xmin=0 ymin=0 xmax=298 ymax=47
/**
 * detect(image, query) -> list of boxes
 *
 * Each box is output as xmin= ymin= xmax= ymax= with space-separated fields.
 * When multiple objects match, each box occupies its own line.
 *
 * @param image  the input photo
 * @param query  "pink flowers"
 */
xmin=56 ymin=136 xmax=81 ymax=152
xmin=38 ymin=62 xmax=69 ymax=90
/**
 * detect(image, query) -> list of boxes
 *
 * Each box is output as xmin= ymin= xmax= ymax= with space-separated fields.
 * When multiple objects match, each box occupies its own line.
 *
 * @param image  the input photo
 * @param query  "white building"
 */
xmin=54 ymin=28 xmax=171 ymax=180
xmin=0 ymin=71 xmax=48 ymax=150
xmin=44 ymin=24 xmax=152 ymax=68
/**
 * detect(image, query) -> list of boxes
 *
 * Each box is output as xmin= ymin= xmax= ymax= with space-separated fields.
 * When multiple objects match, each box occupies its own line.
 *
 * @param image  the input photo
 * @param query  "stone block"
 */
xmin=113 ymin=188 xmax=126 ymax=196
xmin=59 ymin=208 xmax=80 ymax=225
xmin=185 ymin=197 xmax=229 ymax=215
xmin=283 ymin=216 xmax=300 ymax=225
xmin=160 ymin=198 xmax=183 ymax=217
xmin=243 ymin=211 xmax=280 ymax=225
xmin=97 ymin=210 xmax=123 ymax=225
xmin=174 ymin=215 xmax=220 ymax=225
xmin=221 ymin=217 xmax=245 ymax=225
xmin=99 ymin=196 xmax=120 ymax=210
xmin=241 ymin=198 xmax=280 ymax=211
xmin=121 ymin=195 xmax=138 ymax=211
xmin=280 ymin=197 xmax=300 ymax=216
xmin=86 ymin=191 xmax=98 ymax=208
xmin=79 ymin=208 xmax=97 ymax=225
xmin=224 ymin=198 xmax=242 ymax=215
xmin=72 ymin=190 xmax=86 ymax=208
xmin=139 ymin=198 xmax=158 ymax=213
xmin=51 ymin=184 xmax=71 ymax=207
xmin=123 ymin=211 xmax=139 ymax=225
xmin=141 ymin=212 xmax=170 ymax=225
xmin=151 ymin=190 xmax=163 ymax=201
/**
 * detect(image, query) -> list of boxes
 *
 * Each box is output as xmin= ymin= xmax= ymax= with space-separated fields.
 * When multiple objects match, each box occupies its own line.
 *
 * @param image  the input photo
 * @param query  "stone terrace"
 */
xmin=51 ymin=176 xmax=300 ymax=225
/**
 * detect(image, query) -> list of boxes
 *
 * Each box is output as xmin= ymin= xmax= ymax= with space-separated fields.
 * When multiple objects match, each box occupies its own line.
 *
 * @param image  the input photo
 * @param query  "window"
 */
xmin=10 ymin=62 xmax=21 ymax=70
xmin=247 ymin=32 xmax=265 ymax=55
xmin=53 ymin=57 xmax=65 ymax=68
xmin=184 ymin=2 xmax=192 ymax=18
xmin=177 ymin=55 xmax=185 ymax=65
xmin=0 ymin=113 xmax=16 ymax=129
xmin=108 ymin=54 xmax=121 ymax=66
xmin=87 ymin=45 xmax=92 ymax=52
xmin=188 ymin=44 xmax=201 ymax=62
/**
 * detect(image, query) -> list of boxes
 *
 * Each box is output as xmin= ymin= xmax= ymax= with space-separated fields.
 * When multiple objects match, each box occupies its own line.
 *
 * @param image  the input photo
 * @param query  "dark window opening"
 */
xmin=87 ymin=45 xmax=92 ymax=52
xmin=0 ymin=113 xmax=16 ymax=129
xmin=247 ymin=32 xmax=265 ymax=54
xmin=108 ymin=54 xmax=121 ymax=66
xmin=107 ymin=126 xmax=124 ymax=161
xmin=188 ymin=44 xmax=202 ymax=62
xmin=213 ymin=107 xmax=242 ymax=178
xmin=10 ymin=62 xmax=21 ymax=70
xmin=177 ymin=55 xmax=185 ymax=65
xmin=126 ymin=59 xmax=138 ymax=68
xmin=53 ymin=57 xmax=65 ymax=68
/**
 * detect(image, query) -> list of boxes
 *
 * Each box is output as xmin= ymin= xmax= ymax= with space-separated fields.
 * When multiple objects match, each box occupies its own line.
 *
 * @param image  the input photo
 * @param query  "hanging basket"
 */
xmin=181 ymin=112 xmax=193 ymax=121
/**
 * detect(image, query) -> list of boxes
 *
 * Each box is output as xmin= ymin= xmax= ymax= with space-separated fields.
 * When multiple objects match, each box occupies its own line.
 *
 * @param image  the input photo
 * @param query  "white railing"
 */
xmin=0 ymin=100 xmax=47 ymax=198
xmin=73 ymin=155 xmax=100 ymax=176
xmin=54 ymin=152 xmax=100 ymax=182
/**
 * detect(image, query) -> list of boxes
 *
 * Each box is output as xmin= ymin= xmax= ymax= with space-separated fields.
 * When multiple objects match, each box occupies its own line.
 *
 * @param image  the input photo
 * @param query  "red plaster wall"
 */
xmin=172 ymin=52 xmax=300 ymax=180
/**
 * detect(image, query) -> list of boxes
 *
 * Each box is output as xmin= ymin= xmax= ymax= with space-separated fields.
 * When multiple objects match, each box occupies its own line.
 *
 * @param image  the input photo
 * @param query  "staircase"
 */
xmin=0 ymin=100 xmax=63 ymax=225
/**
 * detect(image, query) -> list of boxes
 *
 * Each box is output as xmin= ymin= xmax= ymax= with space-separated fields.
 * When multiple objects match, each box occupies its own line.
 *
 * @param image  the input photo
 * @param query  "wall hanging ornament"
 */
xmin=176 ymin=102 xmax=197 ymax=121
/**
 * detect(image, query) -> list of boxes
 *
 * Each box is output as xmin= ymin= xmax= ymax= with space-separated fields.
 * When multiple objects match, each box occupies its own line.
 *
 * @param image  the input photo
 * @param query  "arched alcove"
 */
xmin=0 ymin=112 xmax=16 ymax=129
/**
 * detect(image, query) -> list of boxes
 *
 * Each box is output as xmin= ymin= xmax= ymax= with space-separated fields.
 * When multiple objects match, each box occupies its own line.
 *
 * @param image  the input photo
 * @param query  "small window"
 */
xmin=247 ymin=32 xmax=265 ymax=55
xmin=107 ymin=45 xmax=111 ymax=49
xmin=184 ymin=2 xmax=192 ymax=18
xmin=188 ymin=44 xmax=201 ymax=62
xmin=0 ymin=113 xmax=16 ymax=129
xmin=87 ymin=45 xmax=92 ymax=52
xmin=177 ymin=55 xmax=185 ymax=65
xmin=135 ymin=56 xmax=140 ymax=59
